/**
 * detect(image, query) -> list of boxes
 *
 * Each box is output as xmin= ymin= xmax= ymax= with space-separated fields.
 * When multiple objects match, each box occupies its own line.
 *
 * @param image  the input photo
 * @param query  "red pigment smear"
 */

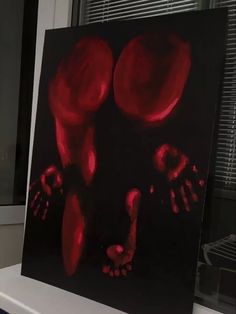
xmin=125 ymin=188 xmax=141 ymax=263
xmin=185 ymin=179 xmax=199 ymax=202
xmin=62 ymin=192 xmax=85 ymax=276
xmin=40 ymin=165 xmax=63 ymax=196
xmin=170 ymin=189 xmax=179 ymax=214
xmin=180 ymin=185 xmax=190 ymax=212
xmin=199 ymin=179 xmax=205 ymax=187
xmin=42 ymin=208 xmax=48 ymax=221
xmin=102 ymin=265 xmax=110 ymax=274
xmin=54 ymin=120 xmax=96 ymax=186
xmin=80 ymin=127 xmax=96 ymax=185
xmin=33 ymin=204 xmax=40 ymax=216
xmin=149 ymin=185 xmax=154 ymax=194
xmin=30 ymin=191 xmax=40 ymax=208
xmin=126 ymin=188 xmax=141 ymax=218
xmin=121 ymin=269 xmax=127 ymax=276
xmin=113 ymin=33 xmax=191 ymax=123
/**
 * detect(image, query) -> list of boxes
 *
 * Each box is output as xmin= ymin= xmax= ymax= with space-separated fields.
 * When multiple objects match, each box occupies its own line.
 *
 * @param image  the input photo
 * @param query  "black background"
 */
xmin=22 ymin=9 xmax=227 ymax=314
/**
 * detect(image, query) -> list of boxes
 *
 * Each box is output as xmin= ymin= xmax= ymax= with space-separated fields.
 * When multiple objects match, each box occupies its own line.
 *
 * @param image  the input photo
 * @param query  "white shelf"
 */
xmin=0 ymin=265 xmax=222 ymax=314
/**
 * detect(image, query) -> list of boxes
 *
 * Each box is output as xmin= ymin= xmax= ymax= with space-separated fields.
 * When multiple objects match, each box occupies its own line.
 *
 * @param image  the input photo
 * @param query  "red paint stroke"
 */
xmin=49 ymin=37 xmax=113 ymax=126
xmin=62 ymin=192 xmax=85 ymax=276
xmin=114 ymin=269 xmax=120 ymax=277
xmin=40 ymin=165 xmax=63 ymax=196
xmin=153 ymin=144 xmax=189 ymax=181
xmin=33 ymin=204 xmax=40 ymax=217
xmin=109 ymin=271 xmax=114 ymax=277
xmin=126 ymin=188 xmax=141 ymax=220
xmin=116 ymin=245 xmax=124 ymax=254
xmin=107 ymin=245 xmax=124 ymax=261
xmin=113 ymin=33 xmax=191 ymax=123
xmin=121 ymin=268 xmax=127 ymax=276
xmin=55 ymin=121 xmax=96 ymax=185
xmin=80 ymin=127 xmax=97 ymax=185
xmin=30 ymin=191 xmax=40 ymax=208
xmin=124 ymin=188 xmax=141 ymax=262
xmin=54 ymin=120 xmax=90 ymax=167
xmin=185 ymin=179 xmax=199 ymax=202
xmin=170 ymin=189 xmax=179 ymax=214
xmin=180 ymin=185 xmax=190 ymax=212
xmin=149 ymin=185 xmax=154 ymax=194
xmin=199 ymin=179 xmax=205 ymax=187
xmin=42 ymin=208 xmax=48 ymax=221
xmin=126 ymin=264 xmax=132 ymax=271
xmin=102 ymin=265 xmax=110 ymax=274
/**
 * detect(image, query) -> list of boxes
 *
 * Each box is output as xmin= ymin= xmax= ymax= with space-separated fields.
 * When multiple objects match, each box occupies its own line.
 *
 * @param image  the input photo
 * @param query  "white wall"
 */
xmin=0 ymin=0 xmax=72 ymax=269
xmin=0 ymin=225 xmax=24 ymax=268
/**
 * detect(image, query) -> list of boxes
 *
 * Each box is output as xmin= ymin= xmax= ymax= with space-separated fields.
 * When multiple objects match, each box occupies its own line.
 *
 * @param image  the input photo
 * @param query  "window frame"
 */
xmin=0 ymin=0 xmax=38 ymax=225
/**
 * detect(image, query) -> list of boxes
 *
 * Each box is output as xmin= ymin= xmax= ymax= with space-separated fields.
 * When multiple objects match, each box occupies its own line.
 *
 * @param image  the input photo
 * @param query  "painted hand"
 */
xmin=153 ymin=144 xmax=205 ymax=213
xmin=29 ymin=165 xmax=63 ymax=220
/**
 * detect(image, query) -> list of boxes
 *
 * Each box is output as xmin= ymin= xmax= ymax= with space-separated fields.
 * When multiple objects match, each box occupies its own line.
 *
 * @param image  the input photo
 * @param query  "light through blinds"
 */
xmin=212 ymin=0 xmax=236 ymax=194
xmin=82 ymin=0 xmax=199 ymax=24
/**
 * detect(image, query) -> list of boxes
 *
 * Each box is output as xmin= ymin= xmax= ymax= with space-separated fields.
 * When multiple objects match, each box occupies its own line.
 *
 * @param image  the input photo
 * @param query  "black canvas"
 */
xmin=22 ymin=9 xmax=227 ymax=314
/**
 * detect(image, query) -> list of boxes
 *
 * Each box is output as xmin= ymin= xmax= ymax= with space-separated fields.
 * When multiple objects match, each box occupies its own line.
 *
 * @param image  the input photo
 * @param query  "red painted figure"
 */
xmin=29 ymin=33 xmax=204 ymax=277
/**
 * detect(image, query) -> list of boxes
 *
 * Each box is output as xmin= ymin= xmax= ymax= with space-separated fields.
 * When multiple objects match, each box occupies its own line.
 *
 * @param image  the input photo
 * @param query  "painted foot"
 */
xmin=102 ymin=244 xmax=133 ymax=277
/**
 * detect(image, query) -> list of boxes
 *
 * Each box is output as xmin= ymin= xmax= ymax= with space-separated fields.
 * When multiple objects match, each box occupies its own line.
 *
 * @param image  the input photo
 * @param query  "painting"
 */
xmin=22 ymin=9 xmax=227 ymax=314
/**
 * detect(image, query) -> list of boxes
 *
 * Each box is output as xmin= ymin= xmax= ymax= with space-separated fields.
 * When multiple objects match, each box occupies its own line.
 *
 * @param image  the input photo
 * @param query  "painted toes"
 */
xmin=114 ymin=269 xmax=120 ymax=277
xmin=102 ymin=265 xmax=110 ymax=274
xmin=103 ymin=263 xmax=132 ymax=277
xmin=126 ymin=264 xmax=132 ymax=271
xmin=121 ymin=268 xmax=127 ymax=276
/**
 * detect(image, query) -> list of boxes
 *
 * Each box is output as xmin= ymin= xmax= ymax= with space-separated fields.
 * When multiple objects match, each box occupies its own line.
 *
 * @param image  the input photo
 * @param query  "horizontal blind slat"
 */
xmin=84 ymin=0 xmax=198 ymax=23
xmin=85 ymin=5 xmax=197 ymax=22
xmin=86 ymin=0 xmax=195 ymax=16
xmin=85 ymin=8 xmax=196 ymax=23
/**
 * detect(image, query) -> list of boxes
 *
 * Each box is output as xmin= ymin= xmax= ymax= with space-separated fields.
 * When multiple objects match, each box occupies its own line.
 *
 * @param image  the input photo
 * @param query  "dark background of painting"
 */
xmin=22 ymin=9 xmax=227 ymax=314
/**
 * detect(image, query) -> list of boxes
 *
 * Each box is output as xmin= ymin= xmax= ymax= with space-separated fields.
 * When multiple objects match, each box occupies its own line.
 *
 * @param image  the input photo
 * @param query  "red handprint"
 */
xmin=153 ymin=144 xmax=205 ymax=214
xmin=29 ymin=165 xmax=63 ymax=220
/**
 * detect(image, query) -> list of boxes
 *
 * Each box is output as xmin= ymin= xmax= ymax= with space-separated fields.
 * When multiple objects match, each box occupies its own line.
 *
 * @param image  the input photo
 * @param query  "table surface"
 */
xmin=0 ymin=264 xmax=222 ymax=314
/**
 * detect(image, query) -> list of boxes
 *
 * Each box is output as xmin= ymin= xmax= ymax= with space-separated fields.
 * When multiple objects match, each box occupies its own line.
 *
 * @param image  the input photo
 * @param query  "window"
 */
xmin=80 ymin=0 xmax=199 ymax=23
xmin=212 ymin=0 xmax=236 ymax=197
xmin=0 ymin=0 xmax=38 ymax=206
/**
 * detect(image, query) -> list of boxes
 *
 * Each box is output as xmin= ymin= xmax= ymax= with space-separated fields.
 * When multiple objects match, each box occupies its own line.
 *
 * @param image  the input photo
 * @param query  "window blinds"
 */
xmin=81 ymin=0 xmax=199 ymax=24
xmin=79 ymin=0 xmax=236 ymax=196
xmin=211 ymin=0 xmax=236 ymax=194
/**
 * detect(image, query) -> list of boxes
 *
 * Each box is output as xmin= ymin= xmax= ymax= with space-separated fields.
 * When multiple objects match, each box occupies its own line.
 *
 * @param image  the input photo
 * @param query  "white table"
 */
xmin=0 ymin=265 xmax=222 ymax=314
